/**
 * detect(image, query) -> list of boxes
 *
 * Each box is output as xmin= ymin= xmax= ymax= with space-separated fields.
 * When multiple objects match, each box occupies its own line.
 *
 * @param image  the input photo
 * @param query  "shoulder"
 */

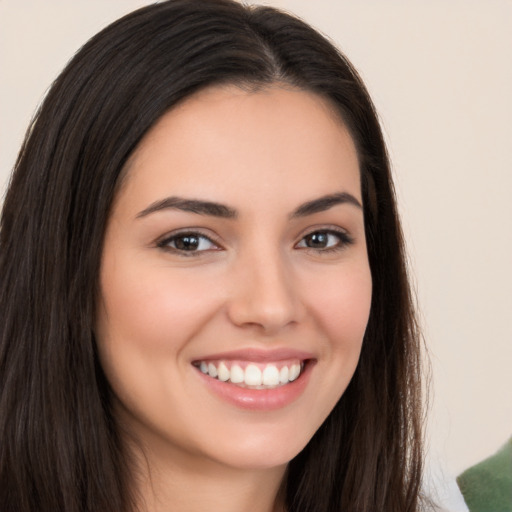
xmin=457 ymin=438 xmax=512 ymax=512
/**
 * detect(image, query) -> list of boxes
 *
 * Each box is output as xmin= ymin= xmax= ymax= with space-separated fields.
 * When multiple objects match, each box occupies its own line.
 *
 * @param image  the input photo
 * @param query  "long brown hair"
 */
xmin=0 ymin=1 xmax=426 ymax=510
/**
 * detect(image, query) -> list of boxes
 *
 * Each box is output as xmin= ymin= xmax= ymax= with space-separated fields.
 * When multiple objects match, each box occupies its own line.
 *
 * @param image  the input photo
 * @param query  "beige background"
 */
xmin=1 ymin=0 xmax=511 ymax=486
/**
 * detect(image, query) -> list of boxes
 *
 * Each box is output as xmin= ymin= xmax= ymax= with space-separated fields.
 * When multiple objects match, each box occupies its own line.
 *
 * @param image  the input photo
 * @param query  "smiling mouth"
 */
xmin=193 ymin=359 xmax=307 ymax=389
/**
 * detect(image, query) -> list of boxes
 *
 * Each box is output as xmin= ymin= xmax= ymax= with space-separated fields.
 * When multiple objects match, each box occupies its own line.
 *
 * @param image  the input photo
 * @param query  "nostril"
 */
xmin=225 ymin=256 xmax=303 ymax=332
xmin=226 ymin=288 xmax=299 ymax=332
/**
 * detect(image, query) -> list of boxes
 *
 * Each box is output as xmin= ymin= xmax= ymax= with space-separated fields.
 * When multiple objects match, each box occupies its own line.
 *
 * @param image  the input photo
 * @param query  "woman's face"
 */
xmin=96 ymin=85 xmax=372 ymax=472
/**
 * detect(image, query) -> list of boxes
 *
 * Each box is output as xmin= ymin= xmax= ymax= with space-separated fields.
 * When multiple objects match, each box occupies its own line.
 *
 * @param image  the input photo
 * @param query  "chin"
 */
xmin=195 ymin=418 xmax=320 ymax=472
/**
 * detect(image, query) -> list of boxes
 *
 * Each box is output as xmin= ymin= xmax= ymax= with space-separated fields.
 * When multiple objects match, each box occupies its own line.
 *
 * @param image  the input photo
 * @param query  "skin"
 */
xmin=96 ymin=85 xmax=372 ymax=512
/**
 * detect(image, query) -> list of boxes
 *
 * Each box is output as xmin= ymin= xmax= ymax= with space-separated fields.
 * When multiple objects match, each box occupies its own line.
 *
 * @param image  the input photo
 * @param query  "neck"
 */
xmin=127 ymin=436 xmax=287 ymax=512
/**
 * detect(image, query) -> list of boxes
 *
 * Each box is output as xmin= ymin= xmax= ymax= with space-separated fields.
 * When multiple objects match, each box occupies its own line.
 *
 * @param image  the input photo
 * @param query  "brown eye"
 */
xmin=304 ymin=232 xmax=330 ymax=249
xmin=174 ymin=235 xmax=200 ymax=251
xmin=158 ymin=232 xmax=218 ymax=253
xmin=296 ymin=230 xmax=354 ymax=252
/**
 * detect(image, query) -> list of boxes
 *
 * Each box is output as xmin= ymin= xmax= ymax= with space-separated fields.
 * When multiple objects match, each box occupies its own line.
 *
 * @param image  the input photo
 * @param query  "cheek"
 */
xmin=309 ymin=266 xmax=372 ymax=338
xmin=94 ymin=262 xmax=226 ymax=431
xmin=291 ymin=263 xmax=372 ymax=432
xmin=97 ymin=261 xmax=222 ymax=355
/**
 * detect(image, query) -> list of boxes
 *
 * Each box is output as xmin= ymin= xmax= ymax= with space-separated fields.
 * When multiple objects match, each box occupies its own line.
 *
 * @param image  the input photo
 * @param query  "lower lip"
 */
xmin=195 ymin=361 xmax=315 ymax=411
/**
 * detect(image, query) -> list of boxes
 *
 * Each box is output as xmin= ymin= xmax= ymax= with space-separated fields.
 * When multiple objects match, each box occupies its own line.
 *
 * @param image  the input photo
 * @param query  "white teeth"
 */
xmin=208 ymin=363 xmax=218 ymax=378
xmin=230 ymin=364 xmax=244 ymax=384
xmin=262 ymin=365 xmax=280 ymax=386
xmin=289 ymin=364 xmax=300 ymax=381
xmin=197 ymin=360 xmax=306 ymax=388
xmin=217 ymin=362 xmax=230 ymax=381
xmin=244 ymin=364 xmax=262 ymax=386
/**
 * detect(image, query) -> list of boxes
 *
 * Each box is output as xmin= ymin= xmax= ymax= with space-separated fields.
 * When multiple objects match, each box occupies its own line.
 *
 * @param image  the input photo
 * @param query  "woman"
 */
xmin=0 ymin=1 xmax=426 ymax=510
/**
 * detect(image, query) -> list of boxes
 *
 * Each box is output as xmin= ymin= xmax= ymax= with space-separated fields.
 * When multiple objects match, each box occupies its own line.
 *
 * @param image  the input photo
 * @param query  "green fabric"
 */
xmin=457 ymin=438 xmax=512 ymax=512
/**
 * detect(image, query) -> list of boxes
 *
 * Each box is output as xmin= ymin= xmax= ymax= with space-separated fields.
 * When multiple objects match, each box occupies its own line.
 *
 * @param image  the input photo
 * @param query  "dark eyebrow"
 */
xmin=136 ymin=192 xmax=361 ymax=220
xmin=136 ymin=197 xmax=237 ymax=219
xmin=291 ymin=192 xmax=362 ymax=218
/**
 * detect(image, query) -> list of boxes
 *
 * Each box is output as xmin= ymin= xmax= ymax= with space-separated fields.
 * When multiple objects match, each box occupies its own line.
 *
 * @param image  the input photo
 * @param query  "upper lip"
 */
xmin=192 ymin=348 xmax=315 ymax=363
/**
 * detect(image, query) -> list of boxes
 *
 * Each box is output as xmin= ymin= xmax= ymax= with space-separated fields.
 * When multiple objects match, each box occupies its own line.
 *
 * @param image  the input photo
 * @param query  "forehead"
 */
xmin=116 ymin=85 xmax=361 ymax=216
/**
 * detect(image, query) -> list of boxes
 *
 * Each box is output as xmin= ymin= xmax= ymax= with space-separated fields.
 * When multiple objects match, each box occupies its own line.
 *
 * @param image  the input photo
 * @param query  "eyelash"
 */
xmin=296 ymin=228 xmax=354 ymax=254
xmin=157 ymin=228 xmax=354 ymax=256
xmin=157 ymin=230 xmax=220 ymax=257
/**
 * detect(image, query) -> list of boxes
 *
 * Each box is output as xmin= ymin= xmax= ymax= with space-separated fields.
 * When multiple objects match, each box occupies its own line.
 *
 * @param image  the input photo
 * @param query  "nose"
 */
xmin=226 ymin=247 xmax=302 ymax=334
